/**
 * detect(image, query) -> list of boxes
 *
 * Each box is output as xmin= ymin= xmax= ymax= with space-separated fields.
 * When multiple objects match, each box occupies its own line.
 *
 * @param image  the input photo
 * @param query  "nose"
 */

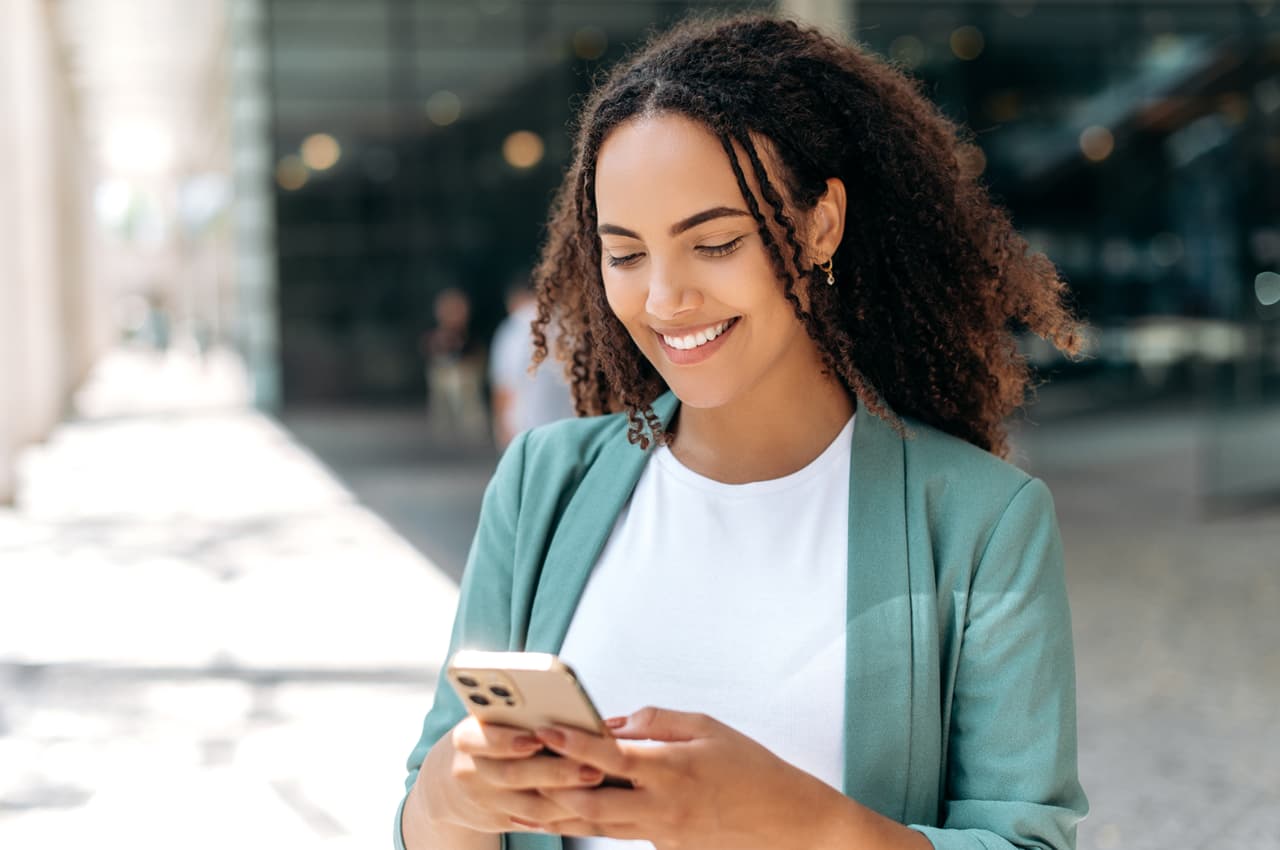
xmin=644 ymin=262 xmax=703 ymax=320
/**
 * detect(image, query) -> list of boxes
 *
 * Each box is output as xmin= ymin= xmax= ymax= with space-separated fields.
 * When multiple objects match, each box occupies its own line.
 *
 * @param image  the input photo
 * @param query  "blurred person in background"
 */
xmin=141 ymin=287 xmax=171 ymax=351
xmin=399 ymin=13 xmax=1088 ymax=850
xmin=489 ymin=278 xmax=575 ymax=449
xmin=422 ymin=286 xmax=487 ymax=440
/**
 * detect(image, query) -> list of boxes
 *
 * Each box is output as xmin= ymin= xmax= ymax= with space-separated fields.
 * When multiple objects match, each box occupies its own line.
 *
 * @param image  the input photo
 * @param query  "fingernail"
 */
xmin=605 ymin=716 xmax=627 ymax=729
xmin=579 ymin=765 xmax=603 ymax=782
xmin=510 ymin=816 xmax=541 ymax=829
xmin=537 ymin=727 xmax=566 ymax=747
xmin=513 ymin=735 xmax=541 ymax=749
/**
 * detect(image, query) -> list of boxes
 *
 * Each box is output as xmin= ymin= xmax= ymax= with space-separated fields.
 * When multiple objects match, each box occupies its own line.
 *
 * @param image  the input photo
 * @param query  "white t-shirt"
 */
xmin=489 ymin=302 xmax=575 ymax=437
xmin=558 ymin=415 xmax=855 ymax=850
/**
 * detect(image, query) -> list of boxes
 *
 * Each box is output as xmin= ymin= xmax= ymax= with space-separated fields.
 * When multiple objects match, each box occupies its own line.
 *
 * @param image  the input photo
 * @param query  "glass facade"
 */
xmin=847 ymin=1 xmax=1280 ymax=503
xmin=265 ymin=0 xmax=1280 ymax=450
xmin=854 ymin=2 xmax=1280 ymax=404
xmin=266 ymin=0 xmax=771 ymax=404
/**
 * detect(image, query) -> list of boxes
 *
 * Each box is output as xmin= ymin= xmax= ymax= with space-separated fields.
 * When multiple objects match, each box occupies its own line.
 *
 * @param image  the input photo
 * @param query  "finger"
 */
xmin=473 ymin=753 xmax=606 ymax=790
xmin=453 ymin=717 xmax=545 ymax=758
xmin=534 ymin=725 xmax=659 ymax=781
xmin=540 ymin=787 xmax=654 ymax=827
xmin=542 ymin=818 xmax=651 ymax=840
xmin=608 ymin=706 xmax=714 ymax=741
xmin=507 ymin=816 xmax=544 ymax=832
xmin=499 ymin=789 xmax=582 ymax=829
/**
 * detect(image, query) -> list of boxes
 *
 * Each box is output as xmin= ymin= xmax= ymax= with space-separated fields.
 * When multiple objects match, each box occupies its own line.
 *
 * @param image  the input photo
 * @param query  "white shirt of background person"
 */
xmin=489 ymin=295 xmax=576 ymax=448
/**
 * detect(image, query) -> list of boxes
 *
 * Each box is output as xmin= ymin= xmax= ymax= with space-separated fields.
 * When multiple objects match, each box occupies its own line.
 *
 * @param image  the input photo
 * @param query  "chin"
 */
xmin=659 ymin=376 xmax=741 ymax=410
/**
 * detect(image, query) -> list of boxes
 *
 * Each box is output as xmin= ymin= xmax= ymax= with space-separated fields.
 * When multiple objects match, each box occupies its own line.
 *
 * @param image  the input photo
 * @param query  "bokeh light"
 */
xmin=502 ymin=131 xmax=545 ymax=169
xmin=951 ymin=26 xmax=985 ymax=60
xmin=300 ymin=133 xmax=341 ymax=171
xmin=1256 ymin=271 xmax=1280 ymax=306
xmin=1080 ymin=125 xmax=1116 ymax=161
xmin=573 ymin=26 xmax=608 ymax=60
xmin=275 ymin=155 xmax=308 ymax=191
xmin=103 ymin=122 xmax=174 ymax=174
xmin=985 ymin=90 xmax=1021 ymax=123
xmin=426 ymin=90 xmax=462 ymax=127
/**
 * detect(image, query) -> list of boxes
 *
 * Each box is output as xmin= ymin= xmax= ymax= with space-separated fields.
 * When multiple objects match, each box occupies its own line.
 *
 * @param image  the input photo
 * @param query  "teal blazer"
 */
xmin=398 ymin=393 xmax=1088 ymax=849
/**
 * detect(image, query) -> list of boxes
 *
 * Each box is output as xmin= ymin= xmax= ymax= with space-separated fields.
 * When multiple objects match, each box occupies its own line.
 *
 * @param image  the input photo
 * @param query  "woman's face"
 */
xmin=594 ymin=112 xmax=831 ymax=412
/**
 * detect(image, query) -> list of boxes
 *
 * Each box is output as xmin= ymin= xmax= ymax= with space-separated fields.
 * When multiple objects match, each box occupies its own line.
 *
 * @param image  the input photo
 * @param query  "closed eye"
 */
xmin=606 ymin=252 xmax=644 ymax=268
xmin=696 ymin=236 xmax=744 ymax=258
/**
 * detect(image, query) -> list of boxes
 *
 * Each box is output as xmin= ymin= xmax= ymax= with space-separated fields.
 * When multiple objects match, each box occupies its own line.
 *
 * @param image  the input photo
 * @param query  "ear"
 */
xmin=807 ymin=177 xmax=847 ymax=267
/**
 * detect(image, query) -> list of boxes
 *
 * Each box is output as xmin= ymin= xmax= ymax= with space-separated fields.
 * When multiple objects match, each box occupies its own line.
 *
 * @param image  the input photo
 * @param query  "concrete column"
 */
xmin=0 ymin=0 xmax=94 ymax=505
xmin=2 ymin=0 xmax=65 ymax=504
xmin=12 ymin=0 xmax=66 ymax=447
xmin=51 ymin=37 xmax=97 ymax=402
xmin=780 ymin=0 xmax=855 ymax=36
xmin=228 ymin=0 xmax=282 ymax=411
xmin=0 ymin=0 xmax=22 ymax=504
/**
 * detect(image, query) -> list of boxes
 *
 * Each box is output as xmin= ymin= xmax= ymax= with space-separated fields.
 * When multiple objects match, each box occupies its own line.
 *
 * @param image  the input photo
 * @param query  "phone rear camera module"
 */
xmin=469 ymin=694 xmax=490 ymax=706
xmin=489 ymin=686 xmax=512 ymax=698
xmin=457 ymin=675 xmax=479 ymax=687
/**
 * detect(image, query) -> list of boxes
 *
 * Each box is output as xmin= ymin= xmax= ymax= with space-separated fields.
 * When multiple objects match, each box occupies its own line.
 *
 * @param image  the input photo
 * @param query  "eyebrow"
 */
xmin=597 ymin=206 xmax=752 ymax=240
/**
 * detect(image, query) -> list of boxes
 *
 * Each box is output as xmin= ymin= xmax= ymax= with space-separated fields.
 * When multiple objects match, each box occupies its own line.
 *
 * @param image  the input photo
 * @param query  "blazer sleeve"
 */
xmin=394 ymin=430 xmax=529 ymax=849
xmin=908 ymin=477 xmax=1089 ymax=850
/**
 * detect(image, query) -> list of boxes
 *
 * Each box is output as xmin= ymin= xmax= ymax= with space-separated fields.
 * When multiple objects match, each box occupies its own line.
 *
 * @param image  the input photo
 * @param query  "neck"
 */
xmin=667 ymin=372 xmax=854 ymax=485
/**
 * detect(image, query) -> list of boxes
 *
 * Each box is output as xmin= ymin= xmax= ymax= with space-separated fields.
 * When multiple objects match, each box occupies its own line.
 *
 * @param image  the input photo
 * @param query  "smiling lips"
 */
xmin=654 ymin=317 xmax=739 ymax=364
xmin=660 ymin=318 xmax=735 ymax=350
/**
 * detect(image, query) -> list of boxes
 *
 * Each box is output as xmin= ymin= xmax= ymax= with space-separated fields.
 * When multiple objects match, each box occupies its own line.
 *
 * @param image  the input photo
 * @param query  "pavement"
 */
xmin=0 ymin=346 xmax=461 ymax=849
xmin=1010 ymin=411 xmax=1280 ymax=850
xmin=1 ymin=345 xmax=1278 ymax=850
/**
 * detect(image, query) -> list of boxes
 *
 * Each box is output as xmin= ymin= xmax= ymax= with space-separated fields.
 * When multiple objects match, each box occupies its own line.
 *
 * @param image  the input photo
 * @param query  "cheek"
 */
xmin=602 ymin=274 xmax=645 ymax=325
xmin=602 ymin=276 xmax=625 ymax=320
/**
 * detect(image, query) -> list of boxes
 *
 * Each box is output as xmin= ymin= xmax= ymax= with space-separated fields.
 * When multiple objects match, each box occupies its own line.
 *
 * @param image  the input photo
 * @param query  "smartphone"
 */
xmin=446 ymin=649 xmax=633 ymax=788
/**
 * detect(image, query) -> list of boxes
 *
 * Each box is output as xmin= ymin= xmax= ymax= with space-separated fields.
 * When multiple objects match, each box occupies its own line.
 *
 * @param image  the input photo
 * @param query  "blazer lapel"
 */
xmin=516 ymin=395 xmax=676 ymax=850
xmin=843 ymin=398 xmax=914 ymax=822
xmin=524 ymin=392 xmax=679 ymax=655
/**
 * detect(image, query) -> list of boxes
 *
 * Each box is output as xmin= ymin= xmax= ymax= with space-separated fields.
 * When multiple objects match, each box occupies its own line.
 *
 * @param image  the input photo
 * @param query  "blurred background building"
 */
xmin=2 ymin=2 xmax=1279 ymax=849
xmin=3 ymin=0 xmax=1278 ymax=506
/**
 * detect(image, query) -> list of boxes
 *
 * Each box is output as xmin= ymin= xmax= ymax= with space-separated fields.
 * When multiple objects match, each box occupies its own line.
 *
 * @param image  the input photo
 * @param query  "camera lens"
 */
xmin=489 ymin=686 xmax=511 ymax=698
xmin=457 ymin=675 xmax=478 ymax=687
xmin=469 ymin=694 xmax=490 ymax=706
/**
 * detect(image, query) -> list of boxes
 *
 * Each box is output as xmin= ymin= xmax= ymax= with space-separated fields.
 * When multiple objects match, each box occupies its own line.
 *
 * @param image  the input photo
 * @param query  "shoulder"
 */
xmin=896 ymin=414 xmax=1051 ymax=538
xmin=900 ymin=416 xmax=1031 ymax=491
xmin=522 ymin=411 xmax=632 ymax=467
xmin=494 ymin=411 xmax=635 ymax=492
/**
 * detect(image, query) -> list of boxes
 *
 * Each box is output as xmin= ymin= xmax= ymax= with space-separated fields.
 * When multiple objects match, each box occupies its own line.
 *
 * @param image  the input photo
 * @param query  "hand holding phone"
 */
xmin=446 ymin=649 xmax=634 ymax=788
xmin=408 ymin=697 xmax=608 ymax=838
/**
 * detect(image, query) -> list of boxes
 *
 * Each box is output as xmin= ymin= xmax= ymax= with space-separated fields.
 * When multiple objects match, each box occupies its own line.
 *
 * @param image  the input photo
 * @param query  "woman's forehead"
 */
xmin=595 ymin=114 xmax=768 ymax=223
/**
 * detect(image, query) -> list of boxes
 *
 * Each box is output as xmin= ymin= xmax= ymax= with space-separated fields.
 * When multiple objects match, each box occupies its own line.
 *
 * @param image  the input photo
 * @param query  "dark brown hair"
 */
xmin=531 ymin=12 xmax=1083 ymax=457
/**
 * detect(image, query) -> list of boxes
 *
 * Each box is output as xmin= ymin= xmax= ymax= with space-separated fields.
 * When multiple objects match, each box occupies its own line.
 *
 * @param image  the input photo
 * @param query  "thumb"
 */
xmin=606 ymin=706 xmax=712 ymax=741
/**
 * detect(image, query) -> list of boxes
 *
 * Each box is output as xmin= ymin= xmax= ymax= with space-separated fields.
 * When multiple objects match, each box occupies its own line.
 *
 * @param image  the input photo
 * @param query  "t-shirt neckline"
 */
xmin=652 ymin=414 xmax=855 ymax=497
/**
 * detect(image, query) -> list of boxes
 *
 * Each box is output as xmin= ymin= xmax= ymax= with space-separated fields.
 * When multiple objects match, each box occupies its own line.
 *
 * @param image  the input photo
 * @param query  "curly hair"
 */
xmin=530 ymin=12 xmax=1083 ymax=457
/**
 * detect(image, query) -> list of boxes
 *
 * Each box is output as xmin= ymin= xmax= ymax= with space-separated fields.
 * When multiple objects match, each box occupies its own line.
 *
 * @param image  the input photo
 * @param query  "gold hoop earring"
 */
xmin=818 ymin=258 xmax=835 ymax=286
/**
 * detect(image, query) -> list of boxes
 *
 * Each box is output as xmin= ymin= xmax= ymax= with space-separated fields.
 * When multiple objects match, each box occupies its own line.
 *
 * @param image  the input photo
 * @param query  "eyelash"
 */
xmin=606 ymin=236 xmax=745 ymax=268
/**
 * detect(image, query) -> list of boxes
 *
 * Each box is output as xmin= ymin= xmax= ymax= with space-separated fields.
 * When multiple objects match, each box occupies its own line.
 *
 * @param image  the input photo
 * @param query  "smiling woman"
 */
xmin=398 ymin=13 xmax=1089 ymax=850
xmin=531 ymin=15 xmax=1082 ymax=459
xmin=591 ymin=114 xmax=847 ymax=451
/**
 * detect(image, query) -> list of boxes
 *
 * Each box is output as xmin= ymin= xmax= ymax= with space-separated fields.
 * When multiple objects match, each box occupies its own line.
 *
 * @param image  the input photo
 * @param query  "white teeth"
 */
xmin=662 ymin=319 xmax=732 ymax=350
